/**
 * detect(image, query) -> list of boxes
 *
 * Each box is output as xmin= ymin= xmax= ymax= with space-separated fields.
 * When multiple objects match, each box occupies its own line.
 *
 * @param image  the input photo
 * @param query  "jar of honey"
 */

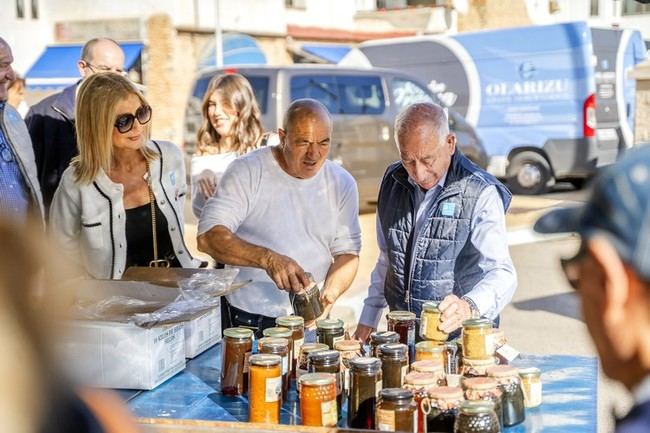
xmin=420 ymin=301 xmax=448 ymax=342
xmin=376 ymin=388 xmax=417 ymax=432
xmin=462 ymin=377 xmax=503 ymax=429
xmin=461 ymin=357 xmax=496 ymax=378
xmin=370 ymin=331 xmax=400 ymax=357
xmin=348 ymin=357 xmax=382 ymax=429
xmin=308 ymin=349 xmax=342 ymax=419
xmin=415 ymin=340 xmax=445 ymax=366
xmin=297 ymin=343 xmax=329 ymax=383
xmin=404 ymin=372 xmax=439 ymax=433
xmin=262 ymin=327 xmax=294 ymax=370
xmin=299 ymin=373 xmax=338 ymax=427
xmin=387 ymin=311 xmax=417 ymax=347
xmin=258 ymin=337 xmax=290 ymax=401
xmin=410 ymin=360 xmax=445 ymax=386
xmin=518 ymin=367 xmax=542 ymax=408
xmin=335 ymin=339 xmax=363 ymax=396
xmin=221 ymin=327 xmax=253 ymax=396
xmin=291 ymin=278 xmax=323 ymax=321
xmin=378 ymin=342 xmax=409 ymax=388
xmin=275 ymin=315 xmax=305 ymax=379
xmin=316 ymin=318 xmax=345 ymax=350
xmin=462 ymin=319 xmax=494 ymax=360
xmin=248 ymin=354 xmax=282 ymax=423
xmin=454 ymin=400 xmax=500 ymax=433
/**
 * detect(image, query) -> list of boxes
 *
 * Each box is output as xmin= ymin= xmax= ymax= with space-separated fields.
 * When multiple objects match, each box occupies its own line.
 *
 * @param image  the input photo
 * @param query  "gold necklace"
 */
xmin=145 ymin=160 xmax=170 ymax=268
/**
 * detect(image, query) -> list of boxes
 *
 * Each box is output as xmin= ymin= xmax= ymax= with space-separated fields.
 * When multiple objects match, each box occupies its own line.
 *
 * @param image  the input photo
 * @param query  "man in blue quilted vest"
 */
xmin=354 ymin=102 xmax=517 ymax=342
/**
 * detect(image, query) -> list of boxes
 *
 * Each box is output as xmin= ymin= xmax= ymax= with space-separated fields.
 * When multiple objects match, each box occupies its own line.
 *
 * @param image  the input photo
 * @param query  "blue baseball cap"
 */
xmin=534 ymin=145 xmax=650 ymax=280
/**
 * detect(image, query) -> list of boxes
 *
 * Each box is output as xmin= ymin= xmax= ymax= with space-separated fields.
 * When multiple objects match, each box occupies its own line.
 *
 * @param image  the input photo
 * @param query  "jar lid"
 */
xmin=316 ymin=318 xmax=344 ymax=330
xmin=411 ymin=360 xmax=443 ymax=373
xmin=462 ymin=377 xmax=498 ymax=391
xmin=380 ymin=388 xmax=413 ymax=402
xmin=258 ymin=337 xmax=289 ymax=351
xmin=422 ymin=301 xmax=441 ymax=313
xmin=370 ymin=331 xmax=400 ymax=344
xmin=518 ymin=367 xmax=541 ymax=378
xmin=299 ymin=372 xmax=336 ymax=387
xmin=223 ymin=327 xmax=254 ymax=340
xmin=300 ymin=343 xmax=329 ymax=354
xmin=415 ymin=341 xmax=444 ymax=352
xmin=404 ymin=372 xmax=438 ymax=387
xmin=276 ymin=315 xmax=304 ymax=328
xmin=334 ymin=340 xmax=361 ymax=351
xmin=308 ymin=349 xmax=340 ymax=364
xmin=462 ymin=357 xmax=496 ymax=367
xmin=262 ymin=326 xmax=292 ymax=338
xmin=428 ymin=386 xmax=464 ymax=400
xmin=462 ymin=318 xmax=492 ymax=329
xmin=350 ymin=356 xmax=381 ymax=371
xmin=486 ymin=365 xmax=518 ymax=378
xmin=379 ymin=342 xmax=408 ymax=357
xmin=249 ymin=353 xmax=282 ymax=366
xmin=387 ymin=310 xmax=416 ymax=321
xmin=459 ymin=400 xmax=495 ymax=415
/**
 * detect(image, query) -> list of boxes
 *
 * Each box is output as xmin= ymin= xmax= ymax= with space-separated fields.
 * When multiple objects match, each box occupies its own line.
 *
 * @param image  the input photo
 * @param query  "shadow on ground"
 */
xmin=512 ymin=292 xmax=583 ymax=321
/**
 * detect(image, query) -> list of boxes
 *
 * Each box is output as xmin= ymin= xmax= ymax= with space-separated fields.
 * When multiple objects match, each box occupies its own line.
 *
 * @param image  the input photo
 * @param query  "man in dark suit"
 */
xmin=536 ymin=146 xmax=650 ymax=433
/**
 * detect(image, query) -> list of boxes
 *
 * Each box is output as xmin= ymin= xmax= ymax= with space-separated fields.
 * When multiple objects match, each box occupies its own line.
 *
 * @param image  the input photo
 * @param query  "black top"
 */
xmin=125 ymin=201 xmax=181 ymax=268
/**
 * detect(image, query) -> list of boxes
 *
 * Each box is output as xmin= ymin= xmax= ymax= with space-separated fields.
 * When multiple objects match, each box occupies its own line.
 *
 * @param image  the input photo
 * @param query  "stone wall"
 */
xmin=458 ymin=0 xmax=531 ymax=32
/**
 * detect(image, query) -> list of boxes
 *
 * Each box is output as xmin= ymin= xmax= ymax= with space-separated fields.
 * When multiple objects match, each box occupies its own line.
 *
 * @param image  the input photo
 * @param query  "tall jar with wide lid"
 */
xmin=308 ymin=349 xmax=343 ymax=420
xmin=299 ymin=373 xmax=338 ymax=427
xmin=248 ymin=354 xmax=282 ymax=423
xmin=276 ymin=315 xmax=304 ymax=379
xmin=348 ymin=357 xmax=382 ymax=429
xmin=335 ymin=339 xmax=363 ymax=395
xmin=462 ymin=377 xmax=503 ymax=429
xmin=420 ymin=301 xmax=448 ymax=342
xmin=416 ymin=340 xmax=446 ymax=366
xmin=370 ymin=331 xmax=400 ymax=357
xmin=297 ymin=343 xmax=329 ymax=383
xmin=258 ymin=337 xmax=290 ymax=401
xmin=454 ymin=400 xmax=500 ymax=433
xmin=404 ymin=372 xmax=439 ymax=433
xmin=387 ymin=311 xmax=417 ymax=351
xmin=376 ymin=388 xmax=417 ymax=432
xmin=316 ymin=318 xmax=345 ymax=349
xmin=427 ymin=386 xmax=464 ymax=433
xmin=221 ymin=327 xmax=254 ymax=396
xmin=379 ymin=342 xmax=409 ymax=388
xmin=487 ymin=365 xmax=525 ymax=426
xmin=462 ymin=319 xmax=494 ymax=360
xmin=262 ymin=326 xmax=294 ymax=376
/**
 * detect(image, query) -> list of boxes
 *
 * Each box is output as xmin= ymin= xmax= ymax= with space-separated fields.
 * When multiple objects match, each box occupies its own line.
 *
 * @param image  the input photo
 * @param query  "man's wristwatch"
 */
xmin=461 ymin=296 xmax=481 ymax=319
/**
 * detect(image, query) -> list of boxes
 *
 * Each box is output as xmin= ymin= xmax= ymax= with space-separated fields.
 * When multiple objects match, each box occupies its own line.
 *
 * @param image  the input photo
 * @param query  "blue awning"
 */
xmin=25 ymin=42 xmax=143 ymax=90
xmin=301 ymin=44 xmax=351 ymax=64
xmin=198 ymin=33 xmax=267 ymax=69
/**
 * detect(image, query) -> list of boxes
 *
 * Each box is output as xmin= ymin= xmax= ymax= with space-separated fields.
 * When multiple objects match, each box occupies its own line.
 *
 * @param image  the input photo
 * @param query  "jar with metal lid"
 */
xmin=334 ymin=339 xmax=363 ymax=395
xmin=454 ymin=400 xmax=500 ymax=433
xmin=462 ymin=319 xmax=494 ymax=360
xmin=370 ymin=331 xmax=400 ymax=357
xmin=316 ymin=318 xmax=345 ymax=350
xmin=348 ymin=357 xmax=382 ymax=429
xmin=420 ymin=301 xmax=448 ymax=342
xmin=404 ymin=372 xmax=439 ymax=433
xmin=518 ymin=367 xmax=542 ymax=408
xmin=415 ymin=340 xmax=446 ymax=366
xmin=297 ymin=343 xmax=329 ymax=382
xmin=299 ymin=373 xmax=338 ymax=427
xmin=462 ymin=377 xmax=503 ymax=429
xmin=427 ymin=386 xmax=464 ymax=433
xmin=444 ymin=340 xmax=460 ymax=375
xmin=258 ymin=337 xmax=290 ymax=401
xmin=376 ymin=388 xmax=417 ymax=432
xmin=461 ymin=357 xmax=496 ymax=377
xmin=221 ymin=327 xmax=254 ymax=396
xmin=379 ymin=343 xmax=409 ymax=388
xmin=276 ymin=315 xmax=305 ymax=379
xmin=248 ymin=354 xmax=282 ymax=423
xmin=387 ymin=311 xmax=417 ymax=357
xmin=308 ymin=349 xmax=343 ymax=419
xmin=486 ymin=365 xmax=525 ymax=426
xmin=291 ymin=277 xmax=323 ymax=321
xmin=411 ymin=360 xmax=445 ymax=386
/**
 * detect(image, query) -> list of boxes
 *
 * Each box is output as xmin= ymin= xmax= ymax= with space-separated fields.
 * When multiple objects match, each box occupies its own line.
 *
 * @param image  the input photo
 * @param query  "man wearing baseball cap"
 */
xmin=535 ymin=145 xmax=650 ymax=433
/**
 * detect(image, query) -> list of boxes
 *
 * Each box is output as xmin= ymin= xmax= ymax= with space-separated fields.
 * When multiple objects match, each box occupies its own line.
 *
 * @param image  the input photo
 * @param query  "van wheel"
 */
xmin=507 ymin=152 xmax=552 ymax=195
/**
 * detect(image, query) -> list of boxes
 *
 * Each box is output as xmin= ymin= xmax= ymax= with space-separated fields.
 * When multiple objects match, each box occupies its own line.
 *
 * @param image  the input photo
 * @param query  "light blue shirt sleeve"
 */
xmin=359 ymin=213 xmax=389 ymax=328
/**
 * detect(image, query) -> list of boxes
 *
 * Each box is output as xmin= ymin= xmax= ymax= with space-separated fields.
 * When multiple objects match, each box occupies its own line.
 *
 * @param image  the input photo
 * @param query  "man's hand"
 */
xmin=352 ymin=324 xmax=375 ymax=344
xmin=263 ymin=251 xmax=310 ymax=293
xmin=196 ymin=169 xmax=217 ymax=198
xmin=306 ymin=285 xmax=341 ymax=328
xmin=438 ymin=294 xmax=473 ymax=333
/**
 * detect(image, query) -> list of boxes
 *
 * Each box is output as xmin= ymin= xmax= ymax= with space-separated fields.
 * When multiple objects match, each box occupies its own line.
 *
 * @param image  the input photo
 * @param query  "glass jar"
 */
xmin=370 ymin=331 xmax=400 ymax=357
xmin=387 ymin=311 xmax=417 ymax=359
xmin=427 ymin=386 xmax=464 ymax=433
xmin=404 ymin=372 xmax=439 ymax=433
xmin=275 ymin=315 xmax=305 ymax=379
xmin=379 ymin=342 xmax=409 ymax=388
xmin=316 ymin=318 xmax=345 ymax=350
xmin=308 ymin=349 xmax=342 ymax=419
xmin=420 ymin=301 xmax=448 ymax=342
xmin=248 ymin=354 xmax=282 ymax=423
xmin=335 ymin=339 xmax=363 ymax=396
xmin=444 ymin=340 xmax=460 ymax=375
xmin=348 ymin=357 xmax=382 ymax=429
xmin=297 ymin=343 xmax=329 ymax=382
xmin=462 ymin=319 xmax=494 ymax=360
xmin=258 ymin=337 xmax=290 ymax=401
xmin=415 ymin=340 xmax=446 ymax=366
xmin=292 ymin=279 xmax=323 ymax=321
xmin=221 ymin=327 xmax=254 ymax=396
xmin=376 ymin=388 xmax=417 ymax=432
xmin=454 ymin=400 xmax=500 ymax=433
xmin=299 ymin=373 xmax=338 ymax=427
xmin=462 ymin=377 xmax=503 ymax=429
xmin=518 ymin=367 xmax=542 ymax=408
xmin=461 ymin=357 xmax=496 ymax=377
xmin=410 ymin=360 xmax=445 ymax=386
xmin=487 ymin=365 xmax=525 ymax=427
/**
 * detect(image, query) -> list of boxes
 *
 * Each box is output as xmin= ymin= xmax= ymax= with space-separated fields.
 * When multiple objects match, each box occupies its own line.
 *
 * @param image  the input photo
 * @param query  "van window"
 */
xmin=192 ymin=74 xmax=270 ymax=114
xmin=290 ymin=75 xmax=385 ymax=115
xmin=392 ymin=78 xmax=435 ymax=110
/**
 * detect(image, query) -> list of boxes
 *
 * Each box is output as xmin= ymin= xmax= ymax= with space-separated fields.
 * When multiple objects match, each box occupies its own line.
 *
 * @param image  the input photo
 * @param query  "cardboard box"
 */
xmin=184 ymin=303 xmax=221 ymax=359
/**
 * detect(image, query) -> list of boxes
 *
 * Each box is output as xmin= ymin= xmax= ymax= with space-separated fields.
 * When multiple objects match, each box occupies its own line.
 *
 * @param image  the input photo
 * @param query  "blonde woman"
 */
xmin=191 ymin=73 xmax=277 ymax=217
xmin=49 ymin=73 xmax=201 ymax=279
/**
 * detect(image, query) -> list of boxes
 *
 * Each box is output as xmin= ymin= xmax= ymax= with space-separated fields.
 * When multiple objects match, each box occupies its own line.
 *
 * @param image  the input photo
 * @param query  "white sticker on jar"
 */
xmin=293 ymin=338 xmax=304 ymax=359
xmin=419 ymin=316 xmax=428 ymax=336
xmin=265 ymin=376 xmax=282 ymax=402
xmin=376 ymin=408 xmax=395 ymax=431
xmin=282 ymin=355 xmax=289 ymax=375
xmin=321 ymin=399 xmax=338 ymax=427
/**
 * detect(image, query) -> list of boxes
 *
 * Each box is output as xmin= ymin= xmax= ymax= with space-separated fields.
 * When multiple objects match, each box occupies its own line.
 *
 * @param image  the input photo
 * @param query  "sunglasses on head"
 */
xmin=114 ymin=105 xmax=152 ymax=134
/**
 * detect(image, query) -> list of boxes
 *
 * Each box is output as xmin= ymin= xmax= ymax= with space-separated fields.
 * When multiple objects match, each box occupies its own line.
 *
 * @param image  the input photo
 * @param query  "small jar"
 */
xmin=258 ymin=337 xmax=290 ymax=401
xmin=308 ymin=349 xmax=343 ymax=419
xmin=518 ymin=367 xmax=542 ymax=408
xmin=292 ymin=279 xmax=323 ymax=321
xmin=462 ymin=377 xmax=503 ymax=429
xmin=411 ymin=360 xmax=445 ymax=386
xmin=334 ymin=339 xmax=363 ymax=395
xmin=248 ymin=354 xmax=282 ymax=423
xmin=487 ymin=365 xmax=525 ymax=426
xmin=420 ymin=301 xmax=448 ymax=342
xmin=379 ymin=343 xmax=409 ymax=388
xmin=376 ymin=388 xmax=417 ymax=432
xmin=316 ymin=318 xmax=345 ymax=350
xmin=370 ymin=331 xmax=400 ymax=357
xmin=444 ymin=341 xmax=460 ymax=375
xmin=276 ymin=315 xmax=305 ymax=379
xmin=297 ymin=343 xmax=329 ymax=382
xmin=348 ymin=357 xmax=382 ymax=429
xmin=454 ymin=400 xmax=500 ymax=433
xmin=221 ymin=327 xmax=254 ymax=396
xmin=404 ymin=372 xmax=439 ymax=433
xmin=461 ymin=357 xmax=496 ymax=377
xmin=262 ymin=327 xmax=294 ymax=374
xmin=462 ymin=319 xmax=494 ymax=360
xmin=427 ymin=386 xmax=464 ymax=433
xmin=415 ymin=340 xmax=446 ymax=366
xmin=387 ymin=310 xmax=417 ymax=349
xmin=299 ymin=373 xmax=338 ymax=427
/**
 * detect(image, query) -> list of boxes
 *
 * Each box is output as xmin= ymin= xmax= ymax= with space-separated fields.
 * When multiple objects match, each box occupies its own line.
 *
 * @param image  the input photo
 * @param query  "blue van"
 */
xmin=354 ymin=22 xmax=615 ymax=194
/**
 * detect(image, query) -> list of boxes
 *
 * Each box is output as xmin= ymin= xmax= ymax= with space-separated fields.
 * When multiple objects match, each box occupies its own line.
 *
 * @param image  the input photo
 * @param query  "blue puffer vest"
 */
xmin=378 ymin=149 xmax=511 ymax=319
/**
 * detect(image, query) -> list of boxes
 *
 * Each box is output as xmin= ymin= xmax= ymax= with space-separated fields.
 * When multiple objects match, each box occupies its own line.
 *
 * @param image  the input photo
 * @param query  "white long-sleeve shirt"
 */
xmin=359 ymin=173 xmax=517 ymax=329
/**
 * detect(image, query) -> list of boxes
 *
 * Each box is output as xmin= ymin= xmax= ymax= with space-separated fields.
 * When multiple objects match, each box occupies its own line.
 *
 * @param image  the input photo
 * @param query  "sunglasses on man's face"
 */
xmin=114 ymin=105 xmax=152 ymax=134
